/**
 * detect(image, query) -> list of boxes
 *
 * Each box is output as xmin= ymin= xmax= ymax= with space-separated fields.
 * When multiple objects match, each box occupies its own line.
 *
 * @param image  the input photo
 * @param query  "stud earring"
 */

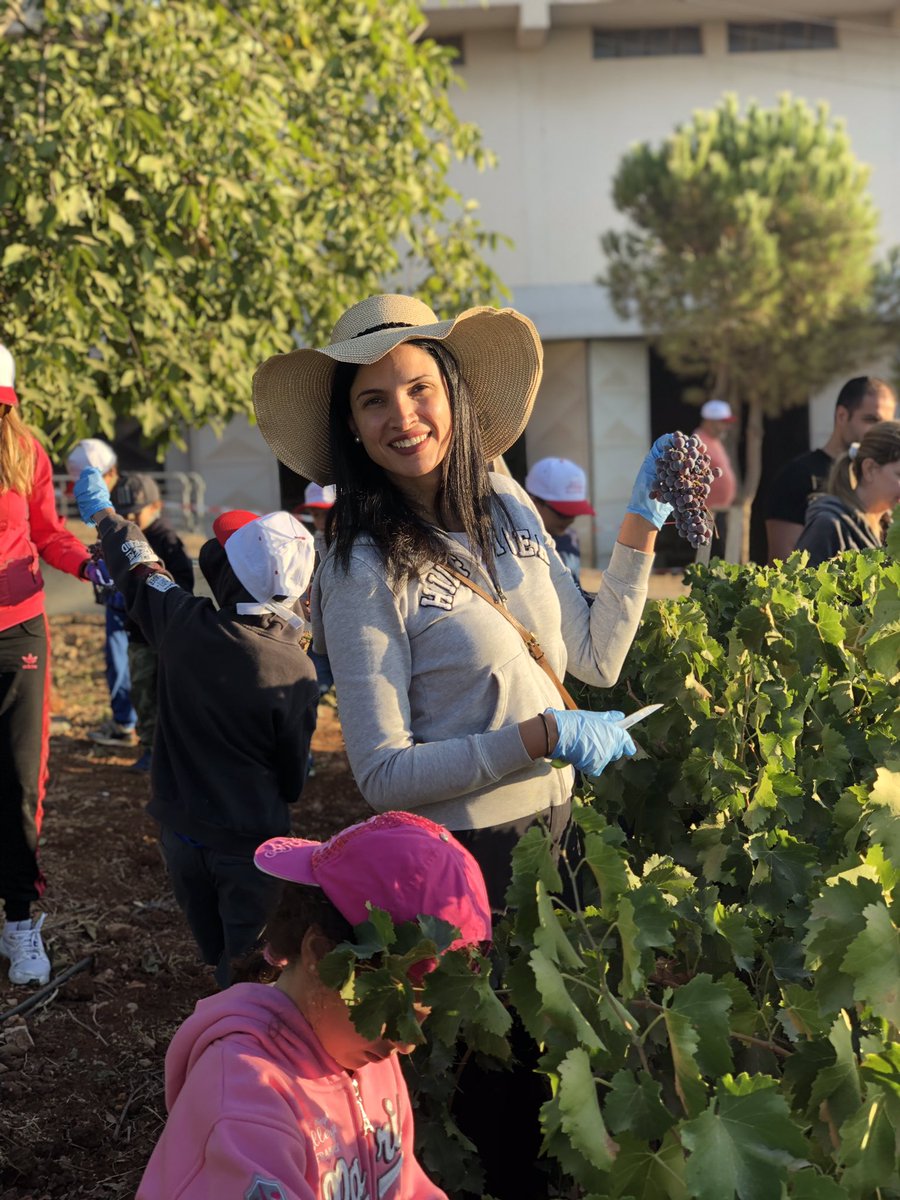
xmin=354 ymin=435 xmax=361 ymax=444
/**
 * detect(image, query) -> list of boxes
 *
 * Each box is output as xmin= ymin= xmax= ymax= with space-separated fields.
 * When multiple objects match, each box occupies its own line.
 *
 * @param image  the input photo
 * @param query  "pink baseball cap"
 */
xmin=525 ymin=457 xmax=595 ymax=516
xmin=255 ymin=812 xmax=492 ymax=952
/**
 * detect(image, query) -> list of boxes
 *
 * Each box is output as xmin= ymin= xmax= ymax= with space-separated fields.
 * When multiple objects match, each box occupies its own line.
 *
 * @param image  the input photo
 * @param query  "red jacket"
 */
xmin=0 ymin=436 xmax=89 ymax=632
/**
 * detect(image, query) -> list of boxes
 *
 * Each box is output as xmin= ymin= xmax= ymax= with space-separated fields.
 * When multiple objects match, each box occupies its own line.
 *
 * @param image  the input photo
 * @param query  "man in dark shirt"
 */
xmin=765 ymin=377 xmax=896 ymax=563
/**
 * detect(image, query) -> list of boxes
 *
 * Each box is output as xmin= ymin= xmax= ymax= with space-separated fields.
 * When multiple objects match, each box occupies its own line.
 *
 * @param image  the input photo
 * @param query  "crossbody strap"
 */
xmin=444 ymin=567 xmax=577 ymax=711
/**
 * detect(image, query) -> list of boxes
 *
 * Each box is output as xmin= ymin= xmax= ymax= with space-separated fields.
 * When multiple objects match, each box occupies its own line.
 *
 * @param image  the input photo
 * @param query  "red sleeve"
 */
xmin=27 ymin=441 xmax=90 ymax=578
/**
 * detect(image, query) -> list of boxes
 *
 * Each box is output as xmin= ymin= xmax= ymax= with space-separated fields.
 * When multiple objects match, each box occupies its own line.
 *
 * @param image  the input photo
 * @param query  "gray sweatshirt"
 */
xmin=311 ymin=474 xmax=651 ymax=831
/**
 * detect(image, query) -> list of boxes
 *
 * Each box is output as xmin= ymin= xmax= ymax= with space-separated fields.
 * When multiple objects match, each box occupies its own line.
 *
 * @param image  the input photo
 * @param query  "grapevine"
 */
xmin=651 ymin=431 xmax=723 ymax=548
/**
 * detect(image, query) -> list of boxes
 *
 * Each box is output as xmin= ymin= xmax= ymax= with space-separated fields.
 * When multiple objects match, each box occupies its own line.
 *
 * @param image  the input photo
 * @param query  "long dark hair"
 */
xmin=326 ymin=339 xmax=513 ymax=590
xmin=231 ymin=882 xmax=354 ymax=984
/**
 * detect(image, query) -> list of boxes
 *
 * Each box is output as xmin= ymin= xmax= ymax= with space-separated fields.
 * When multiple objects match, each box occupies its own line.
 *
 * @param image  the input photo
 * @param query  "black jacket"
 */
xmin=124 ymin=517 xmax=195 ymax=644
xmin=795 ymin=494 xmax=883 ymax=568
xmin=97 ymin=513 xmax=319 ymax=854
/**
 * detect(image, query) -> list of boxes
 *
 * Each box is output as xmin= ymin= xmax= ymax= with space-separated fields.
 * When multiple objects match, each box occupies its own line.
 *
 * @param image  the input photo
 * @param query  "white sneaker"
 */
xmin=0 ymin=914 xmax=51 ymax=986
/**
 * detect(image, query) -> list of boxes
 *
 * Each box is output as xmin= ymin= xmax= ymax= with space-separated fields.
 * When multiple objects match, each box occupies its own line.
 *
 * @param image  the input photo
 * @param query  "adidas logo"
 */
xmin=21 ymin=653 xmax=39 ymax=670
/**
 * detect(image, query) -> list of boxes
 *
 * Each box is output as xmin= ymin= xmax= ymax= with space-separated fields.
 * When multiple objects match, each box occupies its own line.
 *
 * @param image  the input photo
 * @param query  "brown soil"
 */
xmin=0 ymin=614 xmax=369 ymax=1200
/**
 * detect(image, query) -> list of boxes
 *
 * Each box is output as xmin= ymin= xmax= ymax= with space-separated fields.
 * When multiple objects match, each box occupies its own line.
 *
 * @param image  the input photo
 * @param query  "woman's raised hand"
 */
xmin=626 ymin=433 xmax=675 ymax=530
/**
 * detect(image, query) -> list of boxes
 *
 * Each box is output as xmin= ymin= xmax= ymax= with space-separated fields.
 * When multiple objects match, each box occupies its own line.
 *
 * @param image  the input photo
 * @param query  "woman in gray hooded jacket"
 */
xmin=796 ymin=420 xmax=900 ymax=567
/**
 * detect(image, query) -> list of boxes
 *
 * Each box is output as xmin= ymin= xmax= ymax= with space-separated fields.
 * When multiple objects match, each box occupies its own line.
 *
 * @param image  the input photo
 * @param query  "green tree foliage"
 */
xmin=601 ymin=94 xmax=884 ymax=559
xmin=0 ymin=0 xmax=504 ymax=455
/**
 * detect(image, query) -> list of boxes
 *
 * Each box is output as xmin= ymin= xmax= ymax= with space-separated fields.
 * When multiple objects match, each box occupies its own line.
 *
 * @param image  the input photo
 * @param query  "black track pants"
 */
xmin=0 ymin=616 xmax=50 ymax=918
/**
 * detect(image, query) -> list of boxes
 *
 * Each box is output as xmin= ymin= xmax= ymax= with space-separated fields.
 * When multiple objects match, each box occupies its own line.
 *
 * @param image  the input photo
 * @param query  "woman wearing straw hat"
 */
xmin=253 ymin=294 xmax=674 ymax=901
xmin=253 ymin=293 xmax=673 ymax=1195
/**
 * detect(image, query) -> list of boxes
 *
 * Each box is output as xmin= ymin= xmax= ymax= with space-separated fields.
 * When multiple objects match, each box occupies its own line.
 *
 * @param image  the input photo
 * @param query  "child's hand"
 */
xmin=74 ymin=467 xmax=112 ymax=526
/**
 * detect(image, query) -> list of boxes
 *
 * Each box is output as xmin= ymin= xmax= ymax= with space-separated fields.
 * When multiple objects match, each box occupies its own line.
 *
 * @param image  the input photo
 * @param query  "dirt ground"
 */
xmin=0 ymin=613 xmax=369 ymax=1200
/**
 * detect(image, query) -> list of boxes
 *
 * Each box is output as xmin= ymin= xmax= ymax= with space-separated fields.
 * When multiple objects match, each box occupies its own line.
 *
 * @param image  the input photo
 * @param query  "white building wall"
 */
xmin=443 ymin=18 xmax=900 ymax=291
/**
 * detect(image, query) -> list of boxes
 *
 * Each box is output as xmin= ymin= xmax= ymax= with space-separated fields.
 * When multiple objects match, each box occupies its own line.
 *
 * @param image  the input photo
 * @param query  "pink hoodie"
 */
xmin=136 ymin=983 xmax=446 ymax=1200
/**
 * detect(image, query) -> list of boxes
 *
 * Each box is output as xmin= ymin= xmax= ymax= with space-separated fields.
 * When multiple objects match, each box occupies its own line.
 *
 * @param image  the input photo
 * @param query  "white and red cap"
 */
xmin=302 ymin=482 xmax=336 ymax=510
xmin=255 ymin=812 xmax=492 ymax=954
xmin=66 ymin=439 xmax=117 ymax=479
xmin=0 ymin=343 xmax=18 ymax=407
xmin=212 ymin=510 xmax=315 ymax=627
xmin=700 ymin=399 xmax=735 ymax=422
xmin=524 ymin=457 xmax=595 ymax=516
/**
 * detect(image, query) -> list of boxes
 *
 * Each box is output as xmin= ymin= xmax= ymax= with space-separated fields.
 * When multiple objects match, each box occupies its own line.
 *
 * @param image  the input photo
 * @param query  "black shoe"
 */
xmin=130 ymin=751 xmax=152 ymax=773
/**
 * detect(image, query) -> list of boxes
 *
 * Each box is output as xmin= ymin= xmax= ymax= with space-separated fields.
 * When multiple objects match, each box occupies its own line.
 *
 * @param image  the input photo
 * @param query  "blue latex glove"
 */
xmin=546 ymin=709 xmax=636 ymax=777
xmin=74 ymin=467 xmax=112 ymax=526
xmin=626 ymin=434 xmax=675 ymax=530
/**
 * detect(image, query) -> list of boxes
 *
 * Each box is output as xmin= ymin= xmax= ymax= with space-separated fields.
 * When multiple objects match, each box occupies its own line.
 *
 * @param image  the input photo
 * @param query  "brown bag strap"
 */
xmin=444 ymin=567 xmax=578 ymax=711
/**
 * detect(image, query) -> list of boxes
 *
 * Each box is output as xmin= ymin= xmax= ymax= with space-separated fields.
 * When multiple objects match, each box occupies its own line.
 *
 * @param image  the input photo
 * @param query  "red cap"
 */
xmin=213 ymin=510 xmax=260 ymax=547
xmin=0 ymin=344 xmax=18 ymax=407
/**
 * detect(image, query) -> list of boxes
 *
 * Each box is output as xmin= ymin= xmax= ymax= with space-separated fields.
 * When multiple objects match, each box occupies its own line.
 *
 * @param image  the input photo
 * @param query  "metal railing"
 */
xmin=54 ymin=471 xmax=207 ymax=532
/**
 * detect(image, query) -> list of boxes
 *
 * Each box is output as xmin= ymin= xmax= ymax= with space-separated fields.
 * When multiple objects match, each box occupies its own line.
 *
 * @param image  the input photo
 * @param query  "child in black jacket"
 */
xmin=75 ymin=467 xmax=319 ymax=988
xmin=109 ymin=473 xmax=195 ymax=771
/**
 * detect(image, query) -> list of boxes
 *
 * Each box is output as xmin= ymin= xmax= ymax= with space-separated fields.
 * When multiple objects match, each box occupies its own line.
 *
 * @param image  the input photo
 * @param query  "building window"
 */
xmin=432 ymin=34 xmax=465 ymax=66
xmin=593 ymin=26 xmax=702 ymax=59
xmin=728 ymin=21 xmax=837 ymax=52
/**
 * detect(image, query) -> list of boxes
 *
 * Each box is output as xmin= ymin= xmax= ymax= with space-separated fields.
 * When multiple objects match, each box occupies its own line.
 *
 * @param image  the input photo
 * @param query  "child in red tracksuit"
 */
xmin=0 ymin=346 xmax=96 ymax=987
xmin=136 ymin=812 xmax=492 ymax=1200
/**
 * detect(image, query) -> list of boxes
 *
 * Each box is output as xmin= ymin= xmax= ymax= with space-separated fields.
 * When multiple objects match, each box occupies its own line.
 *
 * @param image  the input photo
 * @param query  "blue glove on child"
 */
xmin=626 ymin=434 xmax=675 ymax=530
xmin=74 ymin=467 xmax=112 ymax=526
xmin=546 ymin=709 xmax=636 ymax=777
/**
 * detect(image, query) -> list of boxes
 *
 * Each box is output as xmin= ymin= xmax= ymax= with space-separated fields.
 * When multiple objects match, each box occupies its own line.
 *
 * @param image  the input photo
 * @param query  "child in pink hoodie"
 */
xmin=137 ymin=811 xmax=492 ymax=1200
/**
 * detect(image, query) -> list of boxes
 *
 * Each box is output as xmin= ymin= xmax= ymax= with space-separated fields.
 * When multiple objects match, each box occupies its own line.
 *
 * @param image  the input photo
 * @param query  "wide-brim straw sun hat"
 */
xmin=252 ymin=294 xmax=543 ymax=485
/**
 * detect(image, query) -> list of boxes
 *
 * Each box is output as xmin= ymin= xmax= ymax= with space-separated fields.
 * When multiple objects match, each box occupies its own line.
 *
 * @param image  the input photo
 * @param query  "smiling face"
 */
xmin=347 ymin=343 xmax=453 ymax=515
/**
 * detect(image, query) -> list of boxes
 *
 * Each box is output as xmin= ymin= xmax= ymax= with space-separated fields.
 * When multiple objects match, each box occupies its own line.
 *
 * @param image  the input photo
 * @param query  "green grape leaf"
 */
xmin=789 ymin=1170 xmax=850 ymax=1199
xmin=608 ymin=1131 xmax=687 ymax=1200
xmin=534 ymin=883 xmax=584 ymax=969
xmin=865 ymin=764 xmax=900 ymax=862
xmin=804 ymin=877 xmax=883 ymax=1012
xmin=840 ymin=902 xmax=900 ymax=1026
xmin=528 ymin=949 xmax=604 ymax=1050
xmin=663 ymin=1007 xmax=707 ymax=1118
xmin=807 ymin=1014 xmax=863 ymax=1132
xmin=681 ymin=1074 xmax=809 ymax=1200
xmin=714 ymin=904 xmax=757 ymax=972
xmin=583 ymin=832 xmax=630 ymax=910
xmin=671 ymin=974 xmax=734 ymax=1077
xmin=556 ymin=1047 xmax=617 ymax=1173
xmin=604 ymin=1069 xmax=675 ymax=1140
xmin=837 ymin=1094 xmax=897 ymax=1197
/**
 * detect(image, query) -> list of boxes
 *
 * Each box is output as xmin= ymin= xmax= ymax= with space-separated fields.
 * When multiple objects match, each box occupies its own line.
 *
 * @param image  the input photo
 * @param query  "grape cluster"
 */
xmin=649 ymin=432 xmax=723 ymax=548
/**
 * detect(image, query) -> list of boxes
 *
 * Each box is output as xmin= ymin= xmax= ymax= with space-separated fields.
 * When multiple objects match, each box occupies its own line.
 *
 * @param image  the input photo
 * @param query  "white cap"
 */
xmin=303 ymin=482 xmax=336 ymax=509
xmin=223 ymin=511 xmax=315 ymax=627
xmin=0 ymin=343 xmax=18 ymax=406
xmin=700 ymin=399 xmax=734 ymax=422
xmin=66 ymin=438 xmax=118 ymax=479
xmin=524 ymin=458 xmax=596 ymax=516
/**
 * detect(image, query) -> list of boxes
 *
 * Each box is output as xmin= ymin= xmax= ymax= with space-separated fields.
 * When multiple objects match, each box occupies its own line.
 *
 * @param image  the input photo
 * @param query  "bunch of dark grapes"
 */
xmin=650 ymin=432 xmax=723 ymax=548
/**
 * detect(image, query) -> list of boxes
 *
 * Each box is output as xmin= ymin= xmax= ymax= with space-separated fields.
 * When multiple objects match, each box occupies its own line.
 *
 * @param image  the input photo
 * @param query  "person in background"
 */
xmin=524 ymin=457 xmax=596 ymax=585
xmin=135 ymin=811 xmax=491 ymax=1200
xmin=105 ymin=472 xmax=194 ymax=773
xmin=766 ymin=377 xmax=896 ymax=563
xmin=0 ymin=344 xmax=97 ymax=987
xmin=75 ymin=467 xmax=320 ymax=989
xmin=795 ymin=420 xmax=900 ymax=567
xmin=693 ymin=399 xmax=737 ymax=560
xmin=66 ymin=439 xmax=138 ymax=748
